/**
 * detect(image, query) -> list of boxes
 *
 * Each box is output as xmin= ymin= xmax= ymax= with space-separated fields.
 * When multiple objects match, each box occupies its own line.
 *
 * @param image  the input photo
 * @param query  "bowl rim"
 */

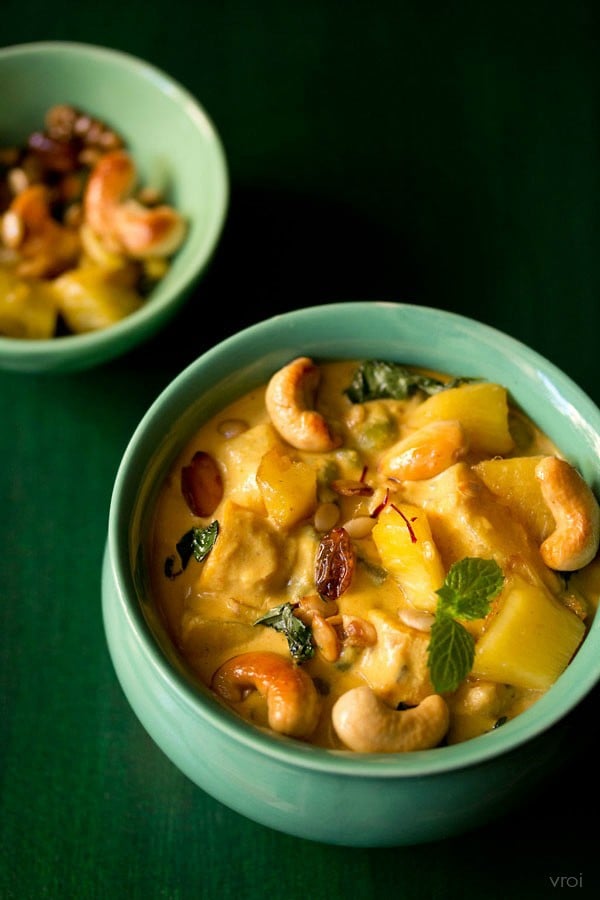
xmin=107 ymin=300 xmax=600 ymax=777
xmin=0 ymin=40 xmax=229 ymax=368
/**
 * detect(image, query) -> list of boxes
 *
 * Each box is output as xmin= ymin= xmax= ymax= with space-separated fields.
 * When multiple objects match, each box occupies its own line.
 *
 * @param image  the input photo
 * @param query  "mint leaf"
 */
xmin=427 ymin=557 xmax=504 ymax=693
xmin=255 ymin=602 xmax=314 ymax=663
xmin=435 ymin=557 xmax=504 ymax=621
xmin=428 ymin=613 xmax=475 ymax=694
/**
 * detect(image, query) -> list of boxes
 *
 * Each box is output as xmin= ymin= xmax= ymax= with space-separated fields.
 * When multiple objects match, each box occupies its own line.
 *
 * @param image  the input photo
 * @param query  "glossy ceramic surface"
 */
xmin=0 ymin=41 xmax=229 ymax=373
xmin=102 ymin=301 xmax=600 ymax=846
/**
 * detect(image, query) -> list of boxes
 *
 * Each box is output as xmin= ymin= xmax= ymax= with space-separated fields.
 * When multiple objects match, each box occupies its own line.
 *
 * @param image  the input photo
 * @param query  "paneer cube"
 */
xmin=358 ymin=609 xmax=434 ymax=706
xmin=198 ymin=499 xmax=294 ymax=599
xmin=403 ymin=463 xmax=560 ymax=596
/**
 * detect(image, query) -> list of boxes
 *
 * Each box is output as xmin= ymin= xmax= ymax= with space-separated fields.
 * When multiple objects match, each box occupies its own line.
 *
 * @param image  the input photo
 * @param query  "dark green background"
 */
xmin=2 ymin=3 xmax=599 ymax=898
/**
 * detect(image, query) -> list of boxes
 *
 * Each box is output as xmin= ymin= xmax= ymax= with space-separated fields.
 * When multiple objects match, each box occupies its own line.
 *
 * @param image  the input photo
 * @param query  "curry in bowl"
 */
xmin=0 ymin=104 xmax=186 ymax=339
xmin=148 ymin=356 xmax=599 ymax=752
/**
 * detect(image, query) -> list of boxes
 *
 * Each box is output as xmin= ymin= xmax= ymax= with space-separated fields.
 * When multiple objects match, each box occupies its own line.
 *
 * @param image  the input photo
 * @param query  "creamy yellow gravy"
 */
xmin=149 ymin=359 xmax=599 ymax=750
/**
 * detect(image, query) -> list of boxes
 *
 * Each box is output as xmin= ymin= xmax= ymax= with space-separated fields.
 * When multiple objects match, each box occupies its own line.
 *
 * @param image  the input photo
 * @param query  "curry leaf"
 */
xmin=164 ymin=521 xmax=219 ymax=579
xmin=344 ymin=360 xmax=476 ymax=403
xmin=255 ymin=602 xmax=314 ymax=663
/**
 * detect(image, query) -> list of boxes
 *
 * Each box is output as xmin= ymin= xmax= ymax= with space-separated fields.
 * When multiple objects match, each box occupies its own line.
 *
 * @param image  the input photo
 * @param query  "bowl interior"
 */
xmin=0 ymin=41 xmax=229 ymax=371
xmin=110 ymin=301 xmax=600 ymax=775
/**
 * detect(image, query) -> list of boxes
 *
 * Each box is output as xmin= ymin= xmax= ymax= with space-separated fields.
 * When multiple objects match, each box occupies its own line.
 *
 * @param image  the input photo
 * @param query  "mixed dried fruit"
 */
xmin=0 ymin=105 xmax=186 ymax=338
xmin=149 ymin=358 xmax=600 ymax=751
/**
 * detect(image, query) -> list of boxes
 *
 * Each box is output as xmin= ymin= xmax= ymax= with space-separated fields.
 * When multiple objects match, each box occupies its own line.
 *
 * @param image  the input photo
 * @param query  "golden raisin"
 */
xmin=315 ymin=526 xmax=356 ymax=600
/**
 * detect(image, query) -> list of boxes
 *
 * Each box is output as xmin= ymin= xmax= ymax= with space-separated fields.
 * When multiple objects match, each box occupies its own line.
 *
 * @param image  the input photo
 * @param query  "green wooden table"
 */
xmin=2 ymin=3 xmax=600 ymax=897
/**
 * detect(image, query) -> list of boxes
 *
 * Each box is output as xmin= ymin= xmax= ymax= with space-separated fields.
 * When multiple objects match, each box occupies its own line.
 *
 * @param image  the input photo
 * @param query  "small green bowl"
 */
xmin=102 ymin=302 xmax=600 ymax=846
xmin=0 ymin=41 xmax=228 ymax=373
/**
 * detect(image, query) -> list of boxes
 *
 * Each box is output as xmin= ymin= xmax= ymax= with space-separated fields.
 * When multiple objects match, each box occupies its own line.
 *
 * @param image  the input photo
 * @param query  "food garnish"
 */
xmin=255 ymin=603 xmax=315 ymax=663
xmin=427 ymin=558 xmax=504 ymax=693
xmin=164 ymin=521 xmax=219 ymax=579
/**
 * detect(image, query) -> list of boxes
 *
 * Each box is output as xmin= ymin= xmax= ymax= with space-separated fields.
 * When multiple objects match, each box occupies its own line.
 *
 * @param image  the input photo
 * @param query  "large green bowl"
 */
xmin=102 ymin=302 xmax=600 ymax=846
xmin=0 ymin=41 xmax=228 ymax=372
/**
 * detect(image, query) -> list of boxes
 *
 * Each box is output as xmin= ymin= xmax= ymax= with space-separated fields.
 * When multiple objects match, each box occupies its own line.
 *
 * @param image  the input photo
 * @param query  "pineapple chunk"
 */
xmin=371 ymin=502 xmax=445 ymax=611
xmin=473 ymin=456 xmax=555 ymax=543
xmin=52 ymin=264 xmax=143 ymax=332
xmin=402 ymin=463 xmax=561 ymax=597
xmin=257 ymin=446 xmax=318 ymax=528
xmin=0 ymin=268 xmax=57 ymax=338
xmin=219 ymin=422 xmax=284 ymax=514
xmin=406 ymin=382 xmax=514 ymax=456
xmin=472 ymin=575 xmax=586 ymax=691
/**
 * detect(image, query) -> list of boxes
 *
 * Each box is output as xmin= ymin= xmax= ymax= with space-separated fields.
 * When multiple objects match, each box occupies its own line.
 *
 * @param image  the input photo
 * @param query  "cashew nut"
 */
xmin=332 ymin=686 xmax=449 ymax=752
xmin=2 ymin=183 xmax=80 ymax=278
xmin=83 ymin=150 xmax=186 ymax=259
xmin=535 ymin=456 xmax=600 ymax=571
xmin=338 ymin=614 xmax=378 ymax=648
xmin=397 ymin=606 xmax=435 ymax=633
xmin=265 ymin=357 xmax=342 ymax=451
xmin=211 ymin=650 xmax=320 ymax=738
xmin=310 ymin=613 xmax=341 ymax=662
xmin=294 ymin=593 xmax=338 ymax=623
xmin=378 ymin=419 xmax=468 ymax=481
